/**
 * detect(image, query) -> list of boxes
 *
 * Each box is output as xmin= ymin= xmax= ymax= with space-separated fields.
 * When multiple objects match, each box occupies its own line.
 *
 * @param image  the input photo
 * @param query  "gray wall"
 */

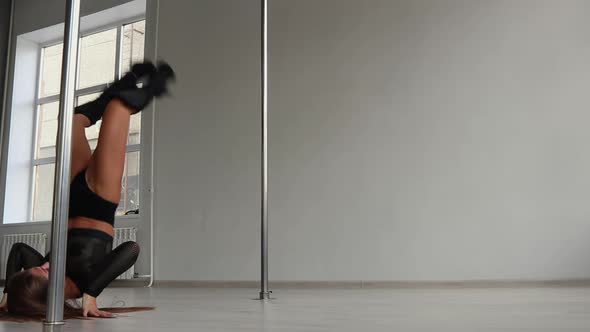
xmin=13 ymin=0 xmax=135 ymax=35
xmin=153 ymin=0 xmax=261 ymax=280
xmin=153 ymin=0 xmax=590 ymax=282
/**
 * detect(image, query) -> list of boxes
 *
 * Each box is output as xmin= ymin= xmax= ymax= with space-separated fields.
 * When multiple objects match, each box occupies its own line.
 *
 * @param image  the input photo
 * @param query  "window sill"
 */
xmin=0 ymin=221 xmax=52 ymax=227
xmin=116 ymin=214 xmax=141 ymax=221
xmin=0 ymin=214 xmax=141 ymax=227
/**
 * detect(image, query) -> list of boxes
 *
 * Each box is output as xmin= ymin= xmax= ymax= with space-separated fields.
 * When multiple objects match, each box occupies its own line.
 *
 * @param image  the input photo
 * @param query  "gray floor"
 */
xmin=2 ymin=287 xmax=590 ymax=331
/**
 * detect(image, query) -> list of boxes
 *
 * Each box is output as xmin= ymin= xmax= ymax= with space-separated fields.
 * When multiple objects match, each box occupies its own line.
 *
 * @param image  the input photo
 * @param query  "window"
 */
xmin=31 ymin=20 xmax=145 ymax=222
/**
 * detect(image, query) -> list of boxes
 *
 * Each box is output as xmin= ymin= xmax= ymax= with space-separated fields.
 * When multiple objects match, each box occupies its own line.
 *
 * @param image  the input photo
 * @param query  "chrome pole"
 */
xmin=44 ymin=0 xmax=81 ymax=328
xmin=259 ymin=0 xmax=271 ymax=301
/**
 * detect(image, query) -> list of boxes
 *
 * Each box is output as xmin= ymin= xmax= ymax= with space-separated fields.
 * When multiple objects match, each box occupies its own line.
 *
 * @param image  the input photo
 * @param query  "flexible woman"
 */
xmin=0 ymin=61 xmax=174 ymax=317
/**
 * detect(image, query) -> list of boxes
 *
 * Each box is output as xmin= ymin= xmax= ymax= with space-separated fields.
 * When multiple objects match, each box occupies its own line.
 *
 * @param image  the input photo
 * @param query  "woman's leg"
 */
xmin=84 ymin=62 xmax=174 ymax=203
xmin=85 ymin=241 xmax=140 ymax=297
xmin=86 ymin=99 xmax=132 ymax=204
xmin=70 ymin=62 xmax=158 ymax=176
xmin=71 ymin=114 xmax=93 ymax=179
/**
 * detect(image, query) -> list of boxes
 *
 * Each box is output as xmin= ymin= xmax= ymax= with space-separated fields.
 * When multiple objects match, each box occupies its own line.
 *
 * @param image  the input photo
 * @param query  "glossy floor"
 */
xmin=2 ymin=287 xmax=590 ymax=331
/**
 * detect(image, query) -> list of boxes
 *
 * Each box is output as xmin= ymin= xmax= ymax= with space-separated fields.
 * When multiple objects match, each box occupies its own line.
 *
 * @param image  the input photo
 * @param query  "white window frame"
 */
xmin=30 ymin=18 xmax=145 ymax=222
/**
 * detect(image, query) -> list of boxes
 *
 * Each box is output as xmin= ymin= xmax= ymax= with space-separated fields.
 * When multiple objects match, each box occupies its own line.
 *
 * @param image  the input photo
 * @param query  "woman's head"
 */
xmin=6 ymin=268 xmax=49 ymax=316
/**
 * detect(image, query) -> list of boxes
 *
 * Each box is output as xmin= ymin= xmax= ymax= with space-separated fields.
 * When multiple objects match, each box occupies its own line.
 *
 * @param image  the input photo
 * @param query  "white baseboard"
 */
xmin=4 ymin=279 xmax=589 ymax=290
xmin=153 ymin=279 xmax=590 ymax=289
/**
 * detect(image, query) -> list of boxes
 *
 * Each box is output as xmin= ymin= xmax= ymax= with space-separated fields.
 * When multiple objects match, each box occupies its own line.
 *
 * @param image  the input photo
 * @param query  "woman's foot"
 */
xmin=74 ymin=62 xmax=157 ymax=127
xmin=108 ymin=61 xmax=175 ymax=113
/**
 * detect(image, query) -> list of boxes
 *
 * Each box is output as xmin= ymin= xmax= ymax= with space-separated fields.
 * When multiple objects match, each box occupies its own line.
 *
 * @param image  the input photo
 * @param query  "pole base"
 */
xmin=259 ymin=291 xmax=273 ymax=300
xmin=43 ymin=321 xmax=65 ymax=332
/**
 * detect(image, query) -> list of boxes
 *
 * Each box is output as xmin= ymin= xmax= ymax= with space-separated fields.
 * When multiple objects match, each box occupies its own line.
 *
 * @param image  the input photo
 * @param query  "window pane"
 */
xmin=77 ymin=92 xmax=101 ymax=105
xmin=39 ymin=44 xmax=63 ymax=98
xmin=36 ymin=102 xmax=59 ymax=158
xmin=117 ymin=151 xmax=140 ymax=215
xmin=78 ymin=29 xmax=117 ymax=89
xmin=129 ymin=113 xmax=141 ymax=145
xmin=33 ymin=163 xmax=55 ymax=221
xmin=121 ymin=21 xmax=145 ymax=74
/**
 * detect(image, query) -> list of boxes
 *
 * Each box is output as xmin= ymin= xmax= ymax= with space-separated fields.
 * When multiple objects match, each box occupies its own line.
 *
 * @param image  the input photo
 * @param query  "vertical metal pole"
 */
xmin=146 ymin=0 xmax=161 ymax=288
xmin=259 ymin=0 xmax=271 ymax=301
xmin=44 ymin=0 xmax=81 ymax=328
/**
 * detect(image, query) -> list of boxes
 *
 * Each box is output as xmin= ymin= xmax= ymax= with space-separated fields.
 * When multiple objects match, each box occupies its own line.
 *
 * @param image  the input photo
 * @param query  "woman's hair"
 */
xmin=6 ymin=269 xmax=49 ymax=316
xmin=5 ymin=270 xmax=79 ymax=319
xmin=2 ymin=270 xmax=153 ymax=322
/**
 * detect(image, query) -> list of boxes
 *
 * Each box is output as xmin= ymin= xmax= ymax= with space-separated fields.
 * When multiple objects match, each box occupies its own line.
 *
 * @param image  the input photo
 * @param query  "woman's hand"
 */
xmin=82 ymin=293 xmax=115 ymax=318
xmin=0 ymin=293 xmax=7 ymax=312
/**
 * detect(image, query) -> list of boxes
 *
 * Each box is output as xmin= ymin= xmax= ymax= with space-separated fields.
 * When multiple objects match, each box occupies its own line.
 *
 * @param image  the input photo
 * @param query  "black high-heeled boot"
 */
xmin=108 ymin=61 xmax=175 ymax=113
xmin=74 ymin=62 xmax=157 ymax=126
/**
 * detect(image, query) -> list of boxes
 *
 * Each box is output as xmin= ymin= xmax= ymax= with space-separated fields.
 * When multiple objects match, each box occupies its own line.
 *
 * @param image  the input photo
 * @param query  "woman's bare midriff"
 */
xmin=68 ymin=216 xmax=114 ymax=237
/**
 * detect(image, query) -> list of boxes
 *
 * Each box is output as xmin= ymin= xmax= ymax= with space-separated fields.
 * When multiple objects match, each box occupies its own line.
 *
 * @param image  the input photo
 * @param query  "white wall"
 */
xmin=153 ymin=0 xmax=590 ymax=282
xmin=4 ymin=37 xmax=37 ymax=223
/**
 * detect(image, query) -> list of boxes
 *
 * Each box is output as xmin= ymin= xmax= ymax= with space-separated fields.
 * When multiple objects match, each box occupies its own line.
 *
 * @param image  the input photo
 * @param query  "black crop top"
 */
xmin=69 ymin=170 xmax=118 ymax=225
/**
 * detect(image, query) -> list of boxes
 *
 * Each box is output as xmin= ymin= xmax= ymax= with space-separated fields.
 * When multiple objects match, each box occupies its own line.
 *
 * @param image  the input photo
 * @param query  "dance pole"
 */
xmin=259 ymin=0 xmax=272 ymax=300
xmin=44 ymin=0 xmax=80 ymax=328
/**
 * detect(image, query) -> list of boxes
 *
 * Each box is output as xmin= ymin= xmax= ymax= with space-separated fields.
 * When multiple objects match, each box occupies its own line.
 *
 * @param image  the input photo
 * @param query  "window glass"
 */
xmin=39 ymin=44 xmax=63 ymax=98
xmin=121 ymin=21 xmax=146 ymax=74
xmin=118 ymin=151 xmax=141 ymax=215
xmin=36 ymin=102 xmax=59 ymax=159
xmin=32 ymin=163 xmax=55 ymax=221
xmin=78 ymin=29 xmax=118 ymax=89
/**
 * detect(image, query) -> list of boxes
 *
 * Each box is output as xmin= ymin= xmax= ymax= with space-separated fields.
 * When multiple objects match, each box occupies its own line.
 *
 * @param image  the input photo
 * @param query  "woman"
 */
xmin=0 ymin=61 xmax=174 ymax=318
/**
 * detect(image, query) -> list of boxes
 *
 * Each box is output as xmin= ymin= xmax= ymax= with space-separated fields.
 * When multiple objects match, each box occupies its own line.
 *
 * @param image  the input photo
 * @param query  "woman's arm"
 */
xmin=4 ymin=243 xmax=46 ymax=294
